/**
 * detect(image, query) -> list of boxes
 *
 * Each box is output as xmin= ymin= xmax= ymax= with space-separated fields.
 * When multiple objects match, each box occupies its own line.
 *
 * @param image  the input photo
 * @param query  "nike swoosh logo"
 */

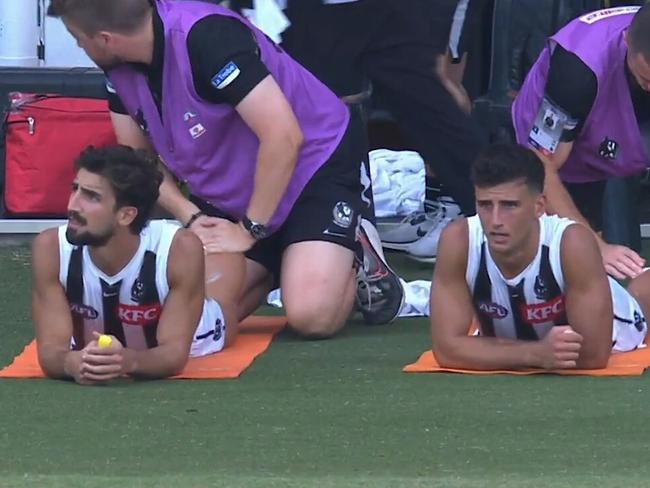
xmin=416 ymin=227 xmax=428 ymax=238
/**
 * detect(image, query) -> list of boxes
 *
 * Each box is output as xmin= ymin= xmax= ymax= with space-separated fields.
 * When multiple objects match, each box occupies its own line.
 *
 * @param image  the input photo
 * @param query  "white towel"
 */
xmin=266 ymin=279 xmax=432 ymax=318
xmin=241 ymin=0 xmax=291 ymax=44
xmin=369 ymin=149 xmax=426 ymax=218
xmin=397 ymin=279 xmax=431 ymax=317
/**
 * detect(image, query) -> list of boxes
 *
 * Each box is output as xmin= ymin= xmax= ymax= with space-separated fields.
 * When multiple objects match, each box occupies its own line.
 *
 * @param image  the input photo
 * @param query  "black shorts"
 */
xmin=192 ymin=119 xmax=364 ymax=281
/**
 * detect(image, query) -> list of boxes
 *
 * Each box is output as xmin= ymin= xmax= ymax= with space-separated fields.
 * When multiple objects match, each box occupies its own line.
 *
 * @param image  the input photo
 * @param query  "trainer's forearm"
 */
xmin=544 ymin=169 xmax=592 ymax=229
xmin=157 ymin=165 xmax=201 ymax=226
xmin=246 ymin=135 xmax=302 ymax=224
xmin=544 ymin=170 xmax=608 ymax=247
xmin=434 ymin=336 xmax=543 ymax=370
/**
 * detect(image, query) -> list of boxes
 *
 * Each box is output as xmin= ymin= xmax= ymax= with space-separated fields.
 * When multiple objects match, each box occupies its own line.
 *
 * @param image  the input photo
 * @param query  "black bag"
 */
xmin=0 ymin=67 xmax=107 ymax=216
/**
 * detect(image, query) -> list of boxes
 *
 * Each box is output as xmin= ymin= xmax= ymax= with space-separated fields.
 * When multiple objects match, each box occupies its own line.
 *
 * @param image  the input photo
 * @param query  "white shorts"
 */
xmin=611 ymin=278 xmax=647 ymax=352
xmin=190 ymin=298 xmax=227 ymax=357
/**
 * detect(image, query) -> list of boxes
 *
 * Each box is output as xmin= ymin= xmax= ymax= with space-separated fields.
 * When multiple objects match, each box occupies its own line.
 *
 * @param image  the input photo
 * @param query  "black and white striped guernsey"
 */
xmin=58 ymin=220 xmax=226 ymax=356
xmin=465 ymin=213 xmax=647 ymax=351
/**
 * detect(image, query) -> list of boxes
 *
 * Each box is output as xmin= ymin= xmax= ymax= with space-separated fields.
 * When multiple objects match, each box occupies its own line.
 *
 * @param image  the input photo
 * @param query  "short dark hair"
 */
xmin=471 ymin=144 xmax=545 ymax=194
xmin=628 ymin=4 xmax=650 ymax=59
xmin=75 ymin=145 xmax=163 ymax=234
xmin=47 ymin=0 xmax=151 ymax=35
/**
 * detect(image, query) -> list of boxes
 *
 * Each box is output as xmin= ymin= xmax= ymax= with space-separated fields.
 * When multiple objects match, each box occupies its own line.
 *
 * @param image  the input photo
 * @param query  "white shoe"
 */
xmin=377 ymin=198 xmax=461 ymax=251
xmin=406 ymin=214 xmax=456 ymax=263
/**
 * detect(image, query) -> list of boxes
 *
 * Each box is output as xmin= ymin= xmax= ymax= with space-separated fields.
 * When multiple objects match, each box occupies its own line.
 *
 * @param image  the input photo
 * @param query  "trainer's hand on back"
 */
xmin=536 ymin=325 xmax=583 ymax=370
xmin=78 ymin=332 xmax=132 ymax=383
xmin=187 ymin=215 xmax=223 ymax=244
xmin=600 ymin=243 xmax=645 ymax=281
xmin=190 ymin=217 xmax=255 ymax=254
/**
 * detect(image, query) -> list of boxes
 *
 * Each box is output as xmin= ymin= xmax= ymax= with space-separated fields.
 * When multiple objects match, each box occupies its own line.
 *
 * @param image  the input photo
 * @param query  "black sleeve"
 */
xmin=187 ymin=15 xmax=271 ymax=107
xmin=104 ymin=77 xmax=129 ymax=115
xmin=545 ymin=45 xmax=597 ymax=140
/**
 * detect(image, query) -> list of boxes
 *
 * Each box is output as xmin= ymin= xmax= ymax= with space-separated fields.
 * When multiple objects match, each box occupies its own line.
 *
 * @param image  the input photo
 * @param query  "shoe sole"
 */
xmin=381 ymin=241 xmax=419 ymax=251
xmin=406 ymin=254 xmax=438 ymax=264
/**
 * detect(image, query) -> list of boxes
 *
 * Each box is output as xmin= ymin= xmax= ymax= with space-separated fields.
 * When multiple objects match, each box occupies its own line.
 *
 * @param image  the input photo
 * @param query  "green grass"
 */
xmin=0 ymin=247 xmax=649 ymax=488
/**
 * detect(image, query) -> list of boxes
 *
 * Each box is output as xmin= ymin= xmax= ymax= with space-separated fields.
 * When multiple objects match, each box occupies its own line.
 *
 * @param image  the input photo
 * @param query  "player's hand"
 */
xmin=600 ymin=242 xmax=645 ymax=281
xmin=78 ymin=333 xmax=133 ymax=382
xmin=535 ymin=325 xmax=583 ymax=369
xmin=64 ymin=349 xmax=97 ymax=386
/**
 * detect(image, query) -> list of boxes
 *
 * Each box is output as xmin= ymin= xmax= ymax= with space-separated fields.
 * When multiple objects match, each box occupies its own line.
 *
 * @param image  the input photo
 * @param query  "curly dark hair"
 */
xmin=47 ymin=0 xmax=151 ymax=35
xmin=471 ymin=144 xmax=545 ymax=194
xmin=75 ymin=145 xmax=163 ymax=234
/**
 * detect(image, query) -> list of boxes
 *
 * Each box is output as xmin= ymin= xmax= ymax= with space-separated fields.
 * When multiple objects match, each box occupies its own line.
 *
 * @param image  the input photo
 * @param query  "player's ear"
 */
xmin=117 ymin=206 xmax=138 ymax=227
xmin=535 ymin=193 xmax=546 ymax=218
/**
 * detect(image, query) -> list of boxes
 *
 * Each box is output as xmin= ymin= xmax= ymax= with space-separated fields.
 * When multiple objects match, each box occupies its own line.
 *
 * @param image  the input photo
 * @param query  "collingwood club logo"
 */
xmin=332 ymin=201 xmax=354 ymax=228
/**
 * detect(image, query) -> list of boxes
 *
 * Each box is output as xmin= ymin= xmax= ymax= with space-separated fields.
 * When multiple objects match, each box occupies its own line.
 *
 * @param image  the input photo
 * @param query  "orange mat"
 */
xmin=403 ymin=347 xmax=650 ymax=376
xmin=0 ymin=315 xmax=286 ymax=380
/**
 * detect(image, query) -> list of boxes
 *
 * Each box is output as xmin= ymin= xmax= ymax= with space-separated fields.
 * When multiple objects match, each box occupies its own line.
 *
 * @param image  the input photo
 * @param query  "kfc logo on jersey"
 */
xmin=521 ymin=296 xmax=565 ymax=325
xmin=70 ymin=303 xmax=99 ymax=320
xmin=118 ymin=304 xmax=162 ymax=326
xmin=477 ymin=302 xmax=509 ymax=319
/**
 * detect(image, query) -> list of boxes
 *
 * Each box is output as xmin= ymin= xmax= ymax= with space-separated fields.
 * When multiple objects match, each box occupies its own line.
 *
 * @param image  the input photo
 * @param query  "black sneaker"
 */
xmin=356 ymin=219 xmax=405 ymax=325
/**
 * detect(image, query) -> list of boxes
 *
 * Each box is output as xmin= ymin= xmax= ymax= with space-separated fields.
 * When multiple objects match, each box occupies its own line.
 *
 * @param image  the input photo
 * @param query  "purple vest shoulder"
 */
xmin=512 ymin=7 xmax=648 ymax=183
xmin=108 ymin=0 xmax=349 ymax=230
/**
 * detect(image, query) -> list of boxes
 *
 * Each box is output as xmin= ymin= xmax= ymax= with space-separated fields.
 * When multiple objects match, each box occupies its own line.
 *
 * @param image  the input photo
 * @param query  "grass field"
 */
xmin=1 ymin=245 xmax=649 ymax=488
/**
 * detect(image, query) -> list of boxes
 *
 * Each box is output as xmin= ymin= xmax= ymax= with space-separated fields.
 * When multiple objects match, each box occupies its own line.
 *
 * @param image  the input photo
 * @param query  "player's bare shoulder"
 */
xmin=560 ymin=222 xmax=597 ymax=257
xmin=560 ymin=222 xmax=603 ymax=280
xmin=31 ymin=227 xmax=61 ymax=276
xmin=169 ymin=228 xmax=204 ymax=257
xmin=438 ymin=217 xmax=470 ymax=257
xmin=167 ymin=228 xmax=205 ymax=282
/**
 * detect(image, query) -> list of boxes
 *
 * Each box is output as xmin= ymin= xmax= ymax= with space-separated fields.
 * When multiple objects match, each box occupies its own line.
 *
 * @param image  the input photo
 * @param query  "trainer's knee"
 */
xmin=286 ymin=304 xmax=346 ymax=339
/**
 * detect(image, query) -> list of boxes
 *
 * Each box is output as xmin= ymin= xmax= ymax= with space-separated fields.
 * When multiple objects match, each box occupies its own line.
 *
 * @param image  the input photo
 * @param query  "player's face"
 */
xmin=627 ymin=49 xmax=650 ymax=93
xmin=63 ymin=20 xmax=125 ymax=71
xmin=475 ymin=179 xmax=544 ymax=256
xmin=66 ymin=169 xmax=118 ymax=247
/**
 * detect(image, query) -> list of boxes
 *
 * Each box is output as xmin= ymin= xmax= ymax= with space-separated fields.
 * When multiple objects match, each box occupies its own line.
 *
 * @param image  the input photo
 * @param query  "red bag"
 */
xmin=3 ymin=94 xmax=117 ymax=217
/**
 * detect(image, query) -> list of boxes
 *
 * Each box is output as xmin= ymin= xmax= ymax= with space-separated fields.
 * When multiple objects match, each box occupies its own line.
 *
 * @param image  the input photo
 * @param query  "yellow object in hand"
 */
xmin=98 ymin=334 xmax=113 ymax=348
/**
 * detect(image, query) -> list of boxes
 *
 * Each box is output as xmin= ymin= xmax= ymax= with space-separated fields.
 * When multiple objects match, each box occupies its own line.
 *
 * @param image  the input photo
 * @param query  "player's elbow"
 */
xmin=166 ymin=347 xmax=191 ymax=376
xmin=36 ymin=345 xmax=69 ymax=380
xmin=143 ymin=343 xmax=191 ymax=378
xmin=578 ymin=346 xmax=611 ymax=370
xmin=432 ymin=338 xmax=465 ymax=369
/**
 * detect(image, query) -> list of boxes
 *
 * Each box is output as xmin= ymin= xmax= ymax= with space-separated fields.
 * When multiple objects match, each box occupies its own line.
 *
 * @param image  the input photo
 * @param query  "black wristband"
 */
xmin=183 ymin=211 xmax=204 ymax=229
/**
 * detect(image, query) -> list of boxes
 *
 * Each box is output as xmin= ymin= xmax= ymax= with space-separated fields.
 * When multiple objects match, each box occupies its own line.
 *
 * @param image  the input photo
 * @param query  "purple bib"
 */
xmin=109 ymin=0 xmax=349 ymax=230
xmin=512 ymin=7 xmax=648 ymax=182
